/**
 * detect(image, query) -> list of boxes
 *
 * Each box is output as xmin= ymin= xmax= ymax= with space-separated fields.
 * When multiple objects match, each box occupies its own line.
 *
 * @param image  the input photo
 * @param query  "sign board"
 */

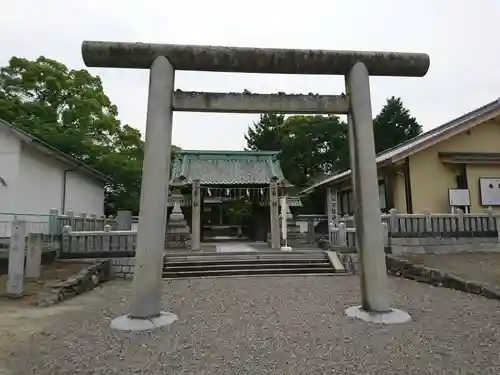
xmin=479 ymin=178 xmax=500 ymax=206
xmin=448 ymin=189 xmax=470 ymax=207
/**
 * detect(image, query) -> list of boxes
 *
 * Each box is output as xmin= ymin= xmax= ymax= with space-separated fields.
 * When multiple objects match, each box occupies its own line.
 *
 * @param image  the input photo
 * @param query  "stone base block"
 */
xmin=110 ymin=311 xmax=178 ymax=331
xmin=345 ymin=306 xmax=411 ymax=324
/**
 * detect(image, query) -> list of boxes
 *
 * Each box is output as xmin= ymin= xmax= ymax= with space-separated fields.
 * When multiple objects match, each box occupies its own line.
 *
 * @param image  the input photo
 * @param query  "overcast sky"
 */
xmin=1 ymin=0 xmax=499 ymax=150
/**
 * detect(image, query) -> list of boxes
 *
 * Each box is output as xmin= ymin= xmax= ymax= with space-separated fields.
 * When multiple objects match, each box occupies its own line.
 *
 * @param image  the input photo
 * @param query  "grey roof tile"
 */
xmin=170 ymin=150 xmax=286 ymax=185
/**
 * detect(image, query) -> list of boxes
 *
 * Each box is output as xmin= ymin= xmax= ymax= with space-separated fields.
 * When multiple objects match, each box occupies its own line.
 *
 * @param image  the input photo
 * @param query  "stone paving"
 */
xmin=215 ymin=242 xmax=257 ymax=252
xmin=2 ymin=276 xmax=500 ymax=374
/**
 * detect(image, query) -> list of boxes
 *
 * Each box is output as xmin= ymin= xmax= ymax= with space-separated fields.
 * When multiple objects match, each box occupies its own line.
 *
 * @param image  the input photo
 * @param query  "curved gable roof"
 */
xmin=170 ymin=150 xmax=287 ymax=185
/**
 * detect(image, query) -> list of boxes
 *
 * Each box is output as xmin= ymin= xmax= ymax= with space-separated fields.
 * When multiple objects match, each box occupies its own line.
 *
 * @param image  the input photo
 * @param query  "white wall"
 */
xmin=15 ymin=144 xmax=105 ymax=216
xmin=17 ymin=145 xmax=64 ymax=215
xmin=65 ymin=171 xmax=104 ymax=215
xmin=0 ymin=131 xmax=105 ymax=236
xmin=0 ymin=130 xmax=21 ymax=213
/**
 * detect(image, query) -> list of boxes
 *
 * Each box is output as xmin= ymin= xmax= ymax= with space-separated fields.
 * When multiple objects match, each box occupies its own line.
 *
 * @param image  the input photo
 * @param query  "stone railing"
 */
xmin=336 ymin=208 xmax=498 ymax=236
xmin=59 ymin=226 xmax=136 ymax=258
xmin=329 ymin=223 xmax=358 ymax=248
xmin=326 ymin=209 xmax=500 ymax=255
xmin=328 ymin=222 xmax=391 ymax=252
xmin=58 ymin=224 xmax=192 ymax=258
xmin=308 ymin=208 xmax=497 ymax=241
xmin=0 ymin=210 xmax=117 ymax=240
xmin=51 ymin=209 xmax=117 ymax=234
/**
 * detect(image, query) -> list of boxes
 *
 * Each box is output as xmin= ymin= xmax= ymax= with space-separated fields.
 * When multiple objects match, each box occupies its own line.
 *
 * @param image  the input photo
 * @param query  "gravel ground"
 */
xmin=2 ymin=276 xmax=500 ymax=375
xmin=0 ymin=261 xmax=87 ymax=306
xmin=403 ymin=253 xmax=500 ymax=287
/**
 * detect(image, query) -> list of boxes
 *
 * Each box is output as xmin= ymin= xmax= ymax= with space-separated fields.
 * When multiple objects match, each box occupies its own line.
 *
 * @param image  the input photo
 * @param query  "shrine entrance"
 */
xmin=81 ymin=40 xmax=429 ymax=327
xmin=168 ymin=150 xmax=301 ymax=242
xmin=202 ymin=199 xmax=250 ymax=240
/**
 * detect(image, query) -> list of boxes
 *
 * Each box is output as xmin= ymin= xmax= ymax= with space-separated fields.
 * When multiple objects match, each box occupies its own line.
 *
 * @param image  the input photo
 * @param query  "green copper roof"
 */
xmin=170 ymin=150 xmax=286 ymax=185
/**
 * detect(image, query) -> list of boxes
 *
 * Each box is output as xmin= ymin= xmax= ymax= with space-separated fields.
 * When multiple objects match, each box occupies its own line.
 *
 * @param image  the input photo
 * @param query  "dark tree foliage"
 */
xmin=373 ymin=96 xmax=422 ymax=153
xmin=245 ymin=97 xmax=422 ymax=212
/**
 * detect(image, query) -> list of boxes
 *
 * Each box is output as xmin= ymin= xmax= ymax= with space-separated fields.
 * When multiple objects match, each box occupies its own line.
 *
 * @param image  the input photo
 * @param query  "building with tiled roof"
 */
xmin=170 ymin=150 xmax=286 ymax=185
xmin=168 ymin=150 xmax=300 ymax=241
xmin=300 ymin=97 xmax=500 ymax=216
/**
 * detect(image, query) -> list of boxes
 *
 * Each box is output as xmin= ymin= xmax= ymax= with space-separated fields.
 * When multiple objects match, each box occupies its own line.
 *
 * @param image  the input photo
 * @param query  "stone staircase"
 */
xmin=162 ymin=251 xmax=345 ymax=278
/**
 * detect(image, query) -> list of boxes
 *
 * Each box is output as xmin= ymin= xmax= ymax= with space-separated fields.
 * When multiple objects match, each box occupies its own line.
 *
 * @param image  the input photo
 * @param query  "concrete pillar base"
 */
xmin=110 ymin=311 xmax=178 ymax=331
xmin=280 ymin=246 xmax=292 ymax=252
xmin=345 ymin=306 xmax=411 ymax=324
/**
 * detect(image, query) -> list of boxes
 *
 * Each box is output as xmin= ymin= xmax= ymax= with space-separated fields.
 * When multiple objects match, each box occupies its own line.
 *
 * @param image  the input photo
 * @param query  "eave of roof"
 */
xmin=170 ymin=149 xmax=286 ymax=185
xmin=0 ymin=119 xmax=113 ymax=184
xmin=178 ymin=150 xmax=280 ymax=157
xmin=300 ymin=97 xmax=500 ymax=195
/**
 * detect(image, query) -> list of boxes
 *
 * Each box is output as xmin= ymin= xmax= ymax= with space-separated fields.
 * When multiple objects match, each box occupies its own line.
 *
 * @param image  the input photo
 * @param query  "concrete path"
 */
xmin=215 ymin=242 xmax=257 ymax=252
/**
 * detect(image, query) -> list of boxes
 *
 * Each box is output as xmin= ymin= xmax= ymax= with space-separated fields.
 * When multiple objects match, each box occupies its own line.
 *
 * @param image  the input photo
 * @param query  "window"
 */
xmin=338 ymin=189 xmax=354 ymax=216
xmin=338 ymin=181 xmax=387 ymax=215
xmin=341 ymin=191 xmax=349 ymax=215
xmin=456 ymin=174 xmax=467 ymax=189
xmin=348 ymin=191 xmax=354 ymax=213
xmin=455 ymin=164 xmax=468 ymax=189
xmin=378 ymin=182 xmax=387 ymax=212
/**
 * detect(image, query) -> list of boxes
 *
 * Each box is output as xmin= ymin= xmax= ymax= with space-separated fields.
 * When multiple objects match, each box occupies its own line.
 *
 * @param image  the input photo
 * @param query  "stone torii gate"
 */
xmin=81 ymin=41 xmax=429 ymax=330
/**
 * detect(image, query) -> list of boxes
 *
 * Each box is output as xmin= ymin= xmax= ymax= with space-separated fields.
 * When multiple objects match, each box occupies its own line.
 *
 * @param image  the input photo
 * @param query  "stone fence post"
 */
xmin=25 ymin=233 xmax=43 ymax=279
xmin=65 ymin=210 xmax=75 ymax=230
xmin=79 ymin=213 xmax=87 ymax=231
xmin=305 ymin=219 xmax=314 ymax=244
xmin=7 ymin=221 xmax=27 ymax=296
xmin=116 ymin=211 xmax=133 ymax=231
xmin=62 ymin=225 xmax=72 ymax=253
xmin=388 ymin=208 xmax=398 ymax=233
xmin=485 ymin=206 xmax=495 ymax=231
xmin=455 ymin=208 xmax=464 ymax=232
xmin=48 ymin=208 xmax=58 ymax=236
xmin=89 ymin=213 xmax=98 ymax=231
xmin=103 ymin=225 xmax=111 ymax=251
xmin=423 ymin=209 xmax=432 ymax=233
xmin=328 ymin=221 xmax=335 ymax=245
xmin=381 ymin=222 xmax=389 ymax=247
xmin=338 ymin=222 xmax=347 ymax=247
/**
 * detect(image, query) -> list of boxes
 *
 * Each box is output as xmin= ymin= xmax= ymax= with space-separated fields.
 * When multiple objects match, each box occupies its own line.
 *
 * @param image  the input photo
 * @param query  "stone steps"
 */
xmin=162 ymin=251 xmax=344 ymax=278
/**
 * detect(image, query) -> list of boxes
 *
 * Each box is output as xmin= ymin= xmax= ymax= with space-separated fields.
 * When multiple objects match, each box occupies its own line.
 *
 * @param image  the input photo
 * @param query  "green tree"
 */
xmin=245 ymin=113 xmax=284 ymax=151
xmin=245 ymin=113 xmax=348 ymax=188
xmin=277 ymin=115 xmax=348 ymax=187
xmin=0 ymin=56 xmax=179 ymax=214
xmin=244 ymin=96 xmax=422 ymax=212
xmin=245 ymin=97 xmax=422 ymax=188
xmin=373 ymin=96 xmax=422 ymax=153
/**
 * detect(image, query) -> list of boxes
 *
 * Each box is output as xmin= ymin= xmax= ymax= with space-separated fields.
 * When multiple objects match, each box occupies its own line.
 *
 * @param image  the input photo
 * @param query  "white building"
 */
xmin=0 ymin=119 xmax=110 ymax=218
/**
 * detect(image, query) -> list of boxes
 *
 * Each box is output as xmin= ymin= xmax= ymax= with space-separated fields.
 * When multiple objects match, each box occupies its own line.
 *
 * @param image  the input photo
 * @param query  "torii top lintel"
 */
xmin=81 ymin=41 xmax=430 ymax=77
